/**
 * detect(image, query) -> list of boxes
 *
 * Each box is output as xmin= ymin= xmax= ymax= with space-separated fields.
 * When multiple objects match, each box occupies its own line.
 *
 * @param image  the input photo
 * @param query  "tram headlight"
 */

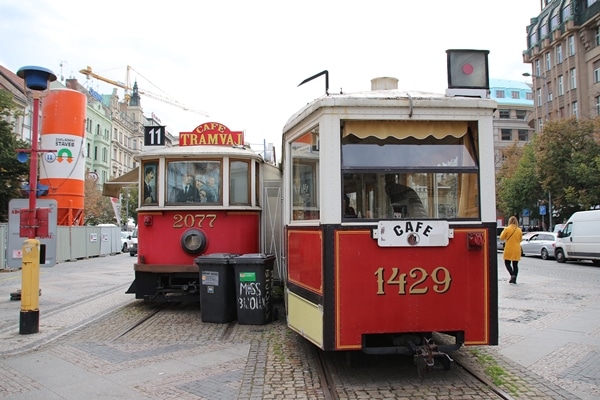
xmin=180 ymin=229 xmax=208 ymax=255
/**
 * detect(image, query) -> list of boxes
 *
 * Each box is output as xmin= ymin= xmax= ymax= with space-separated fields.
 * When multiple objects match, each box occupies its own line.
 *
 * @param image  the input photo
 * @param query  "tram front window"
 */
xmin=341 ymin=120 xmax=480 ymax=220
xmin=343 ymin=172 xmax=477 ymax=219
xmin=167 ymin=161 xmax=222 ymax=205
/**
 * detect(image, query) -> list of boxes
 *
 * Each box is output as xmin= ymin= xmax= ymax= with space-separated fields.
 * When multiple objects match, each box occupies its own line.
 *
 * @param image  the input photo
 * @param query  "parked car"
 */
xmin=496 ymin=226 xmax=505 ymax=251
xmin=520 ymin=231 xmax=557 ymax=260
xmin=129 ymin=228 xmax=138 ymax=257
xmin=120 ymin=231 xmax=131 ymax=252
xmin=555 ymin=210 xmax=600 ymax=265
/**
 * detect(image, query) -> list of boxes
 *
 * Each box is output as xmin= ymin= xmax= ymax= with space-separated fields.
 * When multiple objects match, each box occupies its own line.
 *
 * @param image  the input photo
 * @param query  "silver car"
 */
xmin=520 ymin=231 xmax=557 ymax=260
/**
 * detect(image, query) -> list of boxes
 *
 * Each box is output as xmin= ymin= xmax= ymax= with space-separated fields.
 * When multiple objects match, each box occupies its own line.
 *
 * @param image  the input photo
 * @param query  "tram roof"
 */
xmin=283 ymin=88 xmax=497 ymax=134
xmin=134 ymin=144 xmax=264 ymax=162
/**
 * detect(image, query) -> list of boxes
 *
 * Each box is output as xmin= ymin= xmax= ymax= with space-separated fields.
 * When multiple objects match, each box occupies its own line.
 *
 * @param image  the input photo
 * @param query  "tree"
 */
xmin=0 ymin=89 xmax=30 ymax=222
xmin=534 ymin=118 xmax=600 ymax=223
xmin=119 ymin=186 xmax=138 ymax=229
xmin=83 ymin=179 xmax=117 ymax=225
xmin=496 ymin=142 xmax=543 ymax=221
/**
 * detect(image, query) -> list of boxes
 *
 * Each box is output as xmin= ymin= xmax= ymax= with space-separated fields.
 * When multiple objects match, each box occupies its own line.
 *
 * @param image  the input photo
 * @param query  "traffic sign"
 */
xmin=144 ymin=126 xmax=165 ymax=146
xmin=540 ymin=205 xmax=547 ymax=215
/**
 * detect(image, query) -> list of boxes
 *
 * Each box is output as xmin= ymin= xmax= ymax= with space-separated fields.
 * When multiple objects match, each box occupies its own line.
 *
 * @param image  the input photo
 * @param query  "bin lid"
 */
xmin=230 ymin=253 xmax=276 ymax=264
xmin=195 ymin=253 xmax=240 ymax=265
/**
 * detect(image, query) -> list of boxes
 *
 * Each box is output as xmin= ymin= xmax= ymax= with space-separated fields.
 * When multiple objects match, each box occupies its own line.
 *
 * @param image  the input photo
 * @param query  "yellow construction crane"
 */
xmin=79 ymin=65 xmax=209 ymax=117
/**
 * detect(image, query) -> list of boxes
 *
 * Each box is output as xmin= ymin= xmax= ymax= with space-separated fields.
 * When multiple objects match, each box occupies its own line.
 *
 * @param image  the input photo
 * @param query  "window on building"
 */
xmin=596 ymin=96 xmax=600 ymax=116
xmin=568 ymin=35 xmax=575 ymax=56
xmin=499 ymin=109 xmax=510 ymax=119
xmin=87 ymin=143 xmax=90 ymax=158
xmin=570 ymin=68 xmax=577 ymax=89
xmin=594 ymin=60 xmax=600 ymax=83
xmin=538 ymin=118 xmax=544 ymax=131
xmin=535 ymin=59 xmax=541 ymax=76
xmin=596 ymin=27 xmax=600 ymax=46
xmin=511 ymin=91 xmax=520 ymax=99
xmin=537 ymin=88 xmax=542 ymax=107
xmin=556 ymin=44 xmax=563 ymax=64
xmin=545 ymin=52 xmax=551 ymax=71
xmin=496 ymin=90 xmax=505 ymax=98
xmin=516 ymin=110 xmax=527 ymax=120
xmin=562 ymin=4 xmax=572 ymax=20
xmin=518 ymin=130 xmax=529 ymax=141
xmin=558 ymin=75 xmax=564 ymax=96
xmin=94 ymin=146 xmax=98 ymax=161
xmin=103 ymin=148 xmax=107 ymax=163
xmin=501 ymin=129 xmax=512 ymax=141
xmin=113 ymin=128 xmax=118 ymax=139
xmin=572 ymin=101 xmax=578 ymax=118
xmin=526 ymin=92 xmax=533 ymax=100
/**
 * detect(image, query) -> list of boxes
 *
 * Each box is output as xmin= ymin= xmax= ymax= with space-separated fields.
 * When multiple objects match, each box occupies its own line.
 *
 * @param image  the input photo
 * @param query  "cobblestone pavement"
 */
xmin=0 ymin=253 xmax=597 ymax=399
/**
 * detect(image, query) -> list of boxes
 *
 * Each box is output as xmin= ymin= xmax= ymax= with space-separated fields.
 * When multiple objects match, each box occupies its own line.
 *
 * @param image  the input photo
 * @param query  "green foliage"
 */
xmin=0 ymin=89 xmax=30 ymax=222
xmin=534 ymin=118 xmax=600 ymax=223
xmin=497 ymin=118 xmax=600 ymax=226
xmin=120 ymin=186 xmax=138 ymax=228
xmin=84 ymin=180 xmax=117 ymax=225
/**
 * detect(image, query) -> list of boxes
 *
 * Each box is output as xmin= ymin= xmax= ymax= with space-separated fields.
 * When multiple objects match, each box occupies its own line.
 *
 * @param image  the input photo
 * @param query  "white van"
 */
xmin=555 ymin=210 xmax=600 ymax=266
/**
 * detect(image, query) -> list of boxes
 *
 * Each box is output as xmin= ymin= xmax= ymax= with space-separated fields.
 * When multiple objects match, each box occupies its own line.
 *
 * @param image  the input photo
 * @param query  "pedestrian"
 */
xmin=500 ymin=216 xmax=523 ymax=284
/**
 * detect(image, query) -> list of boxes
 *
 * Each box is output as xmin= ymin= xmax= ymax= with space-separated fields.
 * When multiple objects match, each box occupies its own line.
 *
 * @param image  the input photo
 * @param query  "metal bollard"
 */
xmin=20 ymin=239 xmax=40 ymax=334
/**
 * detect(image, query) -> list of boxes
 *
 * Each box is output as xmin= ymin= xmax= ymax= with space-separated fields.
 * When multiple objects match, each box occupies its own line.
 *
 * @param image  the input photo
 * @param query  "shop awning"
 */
xmin=102 ymin=167 xmax=139 ymax=198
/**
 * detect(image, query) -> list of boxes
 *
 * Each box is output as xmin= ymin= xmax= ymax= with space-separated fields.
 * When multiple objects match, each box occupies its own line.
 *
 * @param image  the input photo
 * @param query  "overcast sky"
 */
xmin=1 ymin=0 xmax=542 ymax=151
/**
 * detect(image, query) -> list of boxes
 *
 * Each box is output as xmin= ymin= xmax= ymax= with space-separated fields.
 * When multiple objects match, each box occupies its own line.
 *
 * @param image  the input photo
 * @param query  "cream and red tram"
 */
xmin=127 ymin=123 xmax=281 ymax=302
xmin=282 ymin=50 xmax=499 ymax=356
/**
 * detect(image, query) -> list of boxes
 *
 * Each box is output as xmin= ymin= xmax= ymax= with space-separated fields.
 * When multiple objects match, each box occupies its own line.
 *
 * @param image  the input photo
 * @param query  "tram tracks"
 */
xmin=313 ymin=346 xmax=517 ymax=400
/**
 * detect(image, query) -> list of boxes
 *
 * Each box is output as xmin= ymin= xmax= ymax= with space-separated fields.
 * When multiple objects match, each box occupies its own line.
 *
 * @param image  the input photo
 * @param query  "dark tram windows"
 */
xmin=167 ymin=160 xmax=222 ymax=205
xmin=291 ymin=128 xmax=319 ymax=221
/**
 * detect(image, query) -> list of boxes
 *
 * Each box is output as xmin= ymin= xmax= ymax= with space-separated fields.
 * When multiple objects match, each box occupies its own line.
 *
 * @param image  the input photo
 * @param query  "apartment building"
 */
xmin=523 ymin=0 xmax=600 ymax=129
xmin=489 ymin=79 xmax=535 ymax=171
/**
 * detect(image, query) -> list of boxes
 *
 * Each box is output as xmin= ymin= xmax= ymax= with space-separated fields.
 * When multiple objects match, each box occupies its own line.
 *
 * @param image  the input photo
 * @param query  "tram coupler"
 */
xmin=411 ymin=337 xmax=454 ymax=379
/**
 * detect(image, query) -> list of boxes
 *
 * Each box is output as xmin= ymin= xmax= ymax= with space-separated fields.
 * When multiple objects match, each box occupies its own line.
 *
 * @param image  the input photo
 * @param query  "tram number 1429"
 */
xmin=374 ymin=267 xmax=452 ymax=295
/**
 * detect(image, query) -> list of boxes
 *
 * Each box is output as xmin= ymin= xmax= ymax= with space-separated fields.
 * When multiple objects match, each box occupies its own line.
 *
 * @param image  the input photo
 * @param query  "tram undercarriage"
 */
xmin=126 ymin=271 xmax=201 ymax=303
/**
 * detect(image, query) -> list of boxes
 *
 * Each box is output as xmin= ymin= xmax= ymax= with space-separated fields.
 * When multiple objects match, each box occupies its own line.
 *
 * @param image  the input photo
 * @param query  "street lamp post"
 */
xmin=16 ymin=66 xmax=57 ymax=334
xmin=523 ymin=72 xmax=553 ymax=230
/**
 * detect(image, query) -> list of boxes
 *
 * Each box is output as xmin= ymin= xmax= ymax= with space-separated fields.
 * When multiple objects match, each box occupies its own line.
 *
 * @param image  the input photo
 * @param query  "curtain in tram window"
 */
xmin=342 ymin=120 xmax=469 ymax=139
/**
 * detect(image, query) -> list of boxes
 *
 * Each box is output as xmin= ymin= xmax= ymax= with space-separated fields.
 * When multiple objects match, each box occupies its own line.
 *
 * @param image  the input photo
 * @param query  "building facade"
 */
xmin=523 ymin=0 xmax=600 ymax=129
xmin=489 ymin=79 xmax=535 ymax=171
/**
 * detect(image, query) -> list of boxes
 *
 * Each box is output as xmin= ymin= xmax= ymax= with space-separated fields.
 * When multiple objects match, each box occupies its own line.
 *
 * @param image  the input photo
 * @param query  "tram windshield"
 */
xmin=166 ymin=160 xmax=222 ymax=205
xmin=342 ymin=120 xmax=480 ymax=220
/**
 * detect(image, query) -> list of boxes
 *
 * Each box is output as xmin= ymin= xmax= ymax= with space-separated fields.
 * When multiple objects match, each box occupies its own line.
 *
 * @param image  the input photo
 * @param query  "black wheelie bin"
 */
xmin=230 ymin=253 xmax=276 ymax=325
xmin=195 ymin=253 xmax=238 ymax=323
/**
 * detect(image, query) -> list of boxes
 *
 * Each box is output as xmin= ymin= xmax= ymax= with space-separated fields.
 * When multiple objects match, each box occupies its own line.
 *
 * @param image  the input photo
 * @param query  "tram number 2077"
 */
xmin=374 ymin=267 xmax=452 ymax=295
xmin=172 ymin=213 xmax=217 ymax=228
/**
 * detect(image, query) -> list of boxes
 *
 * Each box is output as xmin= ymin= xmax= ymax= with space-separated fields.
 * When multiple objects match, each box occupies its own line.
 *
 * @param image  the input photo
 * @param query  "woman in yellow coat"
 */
xmin=500 ymin=216 xmax=523 ymax=284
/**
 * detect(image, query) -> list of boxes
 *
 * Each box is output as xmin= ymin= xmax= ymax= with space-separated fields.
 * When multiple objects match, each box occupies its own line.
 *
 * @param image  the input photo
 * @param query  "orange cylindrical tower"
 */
xmin=39 ymin=88 xmax=87 ymax=225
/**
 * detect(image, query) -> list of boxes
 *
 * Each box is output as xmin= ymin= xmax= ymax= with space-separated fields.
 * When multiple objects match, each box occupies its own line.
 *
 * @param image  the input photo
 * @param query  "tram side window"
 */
xmin=341 ymin=120 xmax=480 ymax=220
xmin=167 ymin=160 xmax=221 ymax=204
xmin=291 ymin=128 xmax=319 ymax=221
xmin=230 ymin=160 xmax=250 ymax=205
xmin=142 ymin=162 xmax=158 ymax=204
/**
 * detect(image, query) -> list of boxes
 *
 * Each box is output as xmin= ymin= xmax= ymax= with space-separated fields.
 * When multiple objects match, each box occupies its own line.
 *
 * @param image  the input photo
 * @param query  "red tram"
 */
xmin=125 ymin=123 xmax=281 ymax=302
xmin=282 ymin=49 xmax=499 ymax=356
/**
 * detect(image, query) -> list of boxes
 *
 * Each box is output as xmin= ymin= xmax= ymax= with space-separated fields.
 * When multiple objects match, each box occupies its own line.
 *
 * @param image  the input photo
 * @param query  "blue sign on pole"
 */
xmin=523 ymin=208 xmax=530 ymax=217
xmin=539 ymin=205 xmax=547 ymax=216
